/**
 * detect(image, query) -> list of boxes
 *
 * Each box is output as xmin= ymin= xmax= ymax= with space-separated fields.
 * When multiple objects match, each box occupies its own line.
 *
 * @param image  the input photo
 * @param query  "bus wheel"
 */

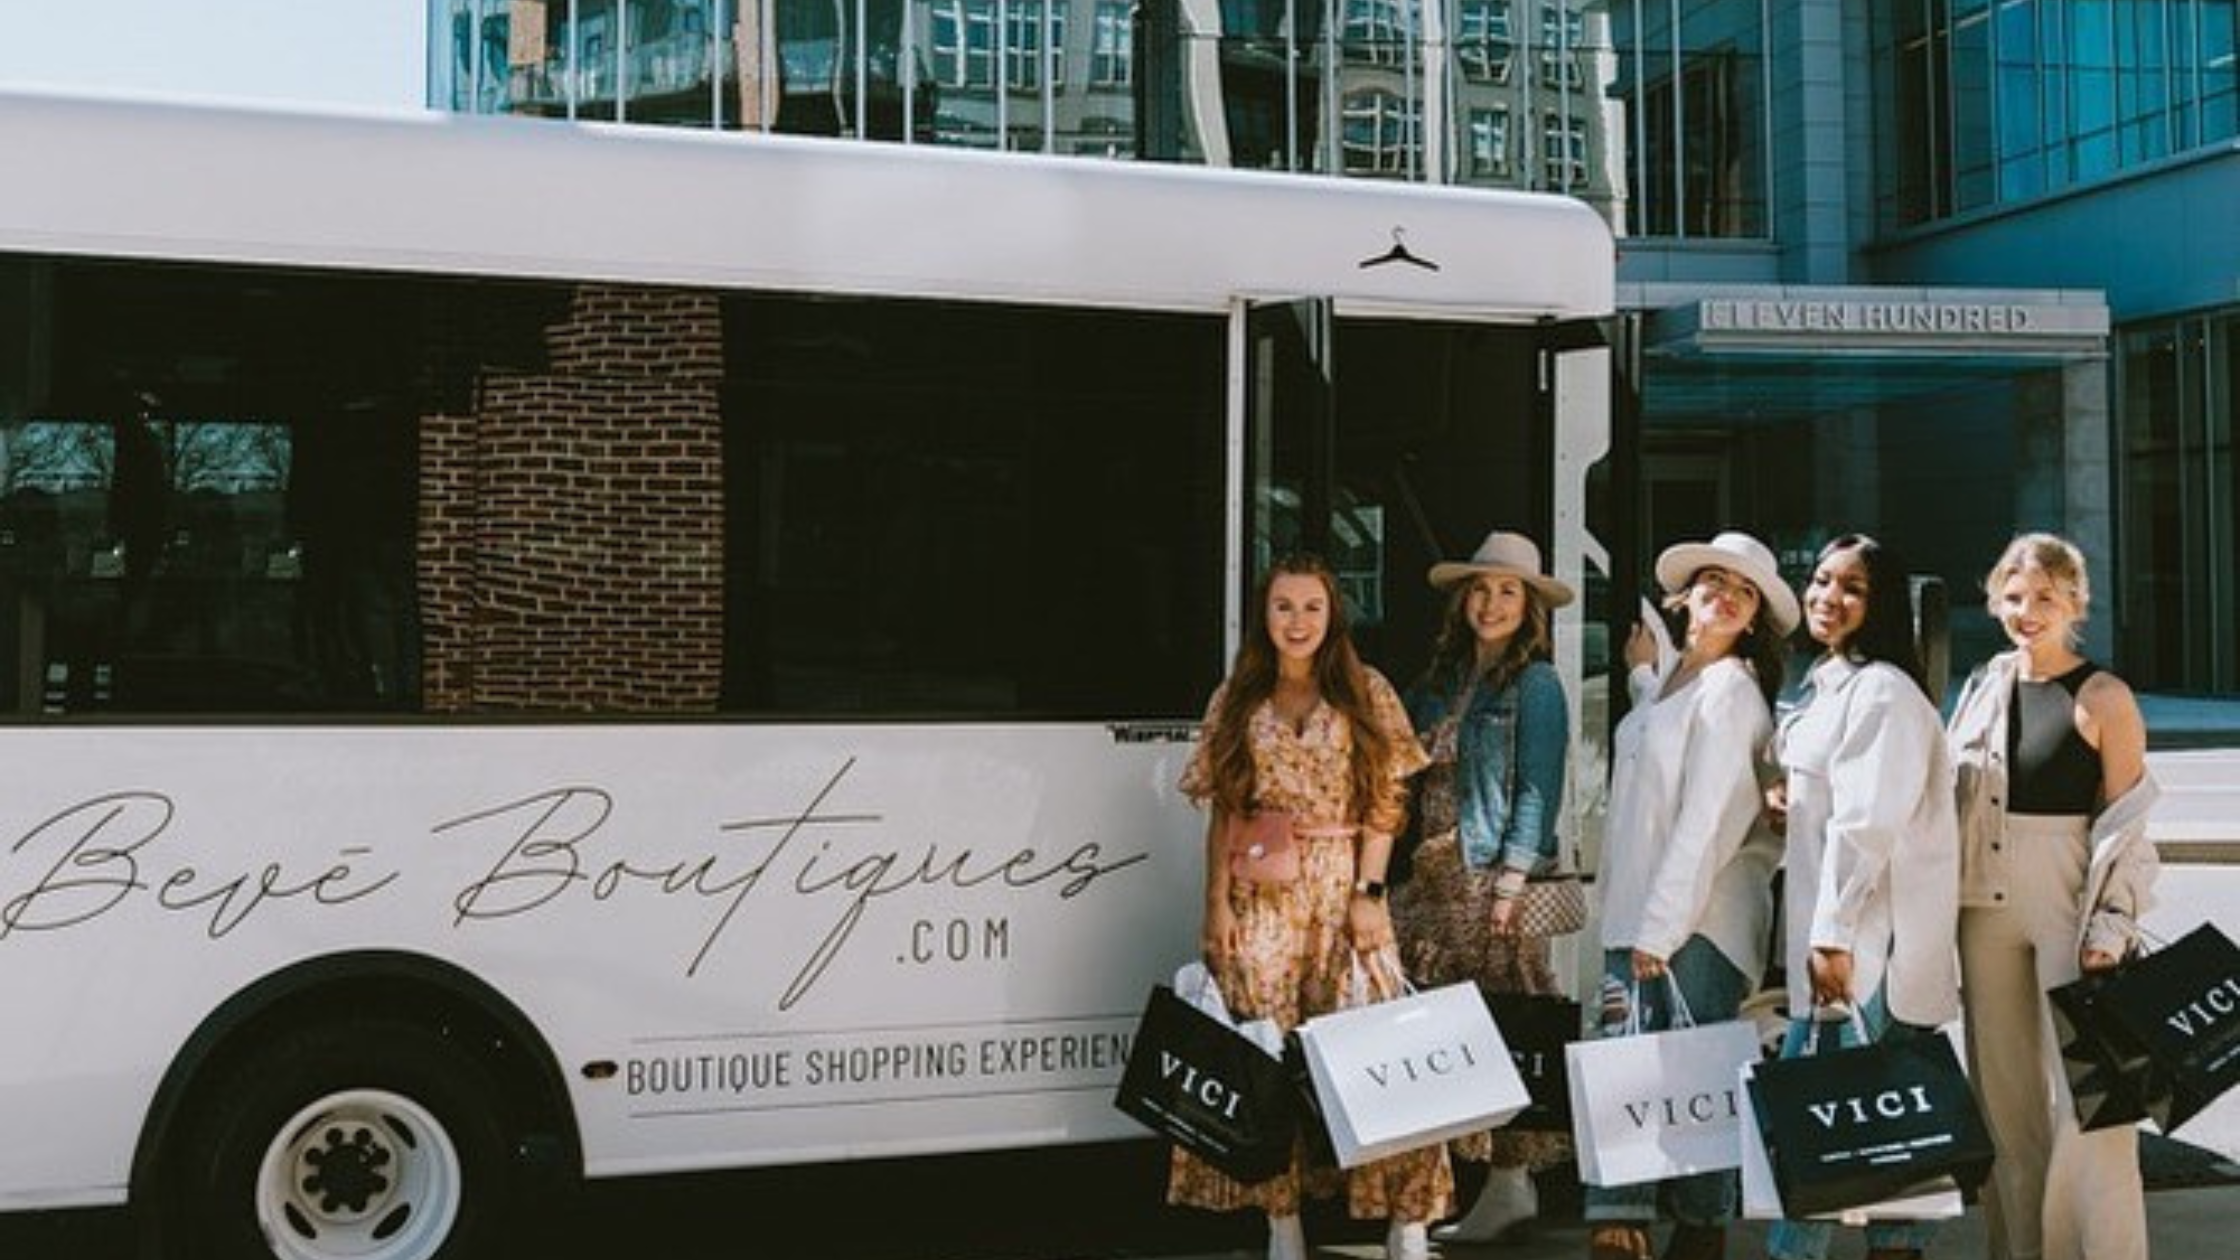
xmin=160 ymin=1017 xmax=519 ymax=1260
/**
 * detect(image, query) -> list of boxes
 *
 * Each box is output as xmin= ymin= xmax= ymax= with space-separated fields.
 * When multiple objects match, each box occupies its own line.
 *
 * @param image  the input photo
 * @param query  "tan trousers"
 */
xmin=1958 ymin=813 xmax=2147 ymax=1260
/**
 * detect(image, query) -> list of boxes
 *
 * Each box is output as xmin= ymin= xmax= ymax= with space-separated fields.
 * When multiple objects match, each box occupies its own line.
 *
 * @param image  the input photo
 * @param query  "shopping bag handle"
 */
xmin=1805 ymin=1001 xmax=1871 ymax=1054
xmin=1342 ymin=946 xmax=1412 ymax=1006
xmin=1619 ymin=973 xmax=1696 ymax=1035
xmin=1176 ymin=960 xmax=1233 ymax=1024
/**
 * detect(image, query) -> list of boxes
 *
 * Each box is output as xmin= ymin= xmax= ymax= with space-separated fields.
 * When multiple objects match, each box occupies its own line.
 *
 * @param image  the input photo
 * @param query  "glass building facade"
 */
xmin=431 ymin=0 xmax=1785 ymax=233
xmin=1873 ymin=0 xmax=2238 ymax=229
xmin=2119 ymin=311 xmax=2237 ymax=692
xmin=1861 ymin=0 xmax=2237 ymax=695
xmin=430 ymin=0 xmax=2240 ymax=697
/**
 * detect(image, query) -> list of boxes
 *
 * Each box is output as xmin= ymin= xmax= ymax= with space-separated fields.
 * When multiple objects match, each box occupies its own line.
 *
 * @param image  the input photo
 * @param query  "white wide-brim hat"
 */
xmin=1427 ymin=530 xmax=1575 ymax=607
xmin=1653 ymin=530 xmax=1799 ymax=636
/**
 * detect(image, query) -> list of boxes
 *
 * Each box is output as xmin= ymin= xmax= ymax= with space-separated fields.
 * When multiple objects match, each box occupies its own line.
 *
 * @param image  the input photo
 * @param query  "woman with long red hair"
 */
xmin=1171 ymin=553 xmax=1447 ymax=1260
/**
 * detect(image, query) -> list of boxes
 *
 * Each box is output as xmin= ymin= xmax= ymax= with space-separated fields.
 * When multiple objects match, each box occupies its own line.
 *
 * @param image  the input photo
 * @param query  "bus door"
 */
xmin=1233 ymin=299 xmax=1608 ymax=703
xmin=1231 ymin=297 xmax=1616 ymax=933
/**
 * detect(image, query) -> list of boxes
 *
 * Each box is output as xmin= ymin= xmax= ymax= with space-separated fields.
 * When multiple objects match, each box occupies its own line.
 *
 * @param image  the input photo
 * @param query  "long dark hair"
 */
xmin=1816 ymin=533 xmax=1929 ymax=697
xmin=1419 ymin=575 xmax=1555 ymax=698
xmin=1201 ymin=553 xmax=1394 ymax=819
xmin=1736 ymin=601 xmax=1787 ymax=711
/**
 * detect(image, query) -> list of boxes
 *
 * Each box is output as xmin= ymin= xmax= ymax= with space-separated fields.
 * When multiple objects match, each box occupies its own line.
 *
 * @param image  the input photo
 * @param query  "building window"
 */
xmin=1092 ymin=1 xmax=1133 ymax=85
xmin=2205 ymin=0 xmax=2240 ymax=142
xmin=1877 ymin=0 xmax=2240 ymax=230
xmin=1951 ymin=2 xmax=1994 ymax=211
xmin=2115 ymin=0 xmax=2172 ymax=167
xmin=1467 ymin=106 xmax=1511 ymax=177
xmin=1343 ymin=89 xmax=1422 ymax=173
xmin=1994 ymin=0 xmax=2048 ymax=201
xmin=932 ymin=0 xmax=1064 ymax=91
xmin=2118 ymin=312 xmax=2239 ymax=693
xmin=1343 ymin=0 xmax=1411 ymax=65
xmin=1541 ymin=112 xmax=1586 ymax=188
xmin=1006 ymin=1 xmax=1068 ymax=90
xmin=1610 ymin=0 xmax=1769 ymax=238
xmin=578 ymin=2 xmax=618 ymax=108
xmin=624 ymin=0 xmax=718 ymax=107
xmin=933 ymin=0 xmax=998 ymax=88
xmin=1456 ymin=0 xmax=1513 ymax=84
xmin=1538 ymin=4 xmax=1584 ymax=91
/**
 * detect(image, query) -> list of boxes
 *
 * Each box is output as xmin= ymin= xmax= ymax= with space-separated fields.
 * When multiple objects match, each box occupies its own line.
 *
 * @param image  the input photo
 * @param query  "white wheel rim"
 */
xmin=254 ymin=1089 xmax=464 ymax=1260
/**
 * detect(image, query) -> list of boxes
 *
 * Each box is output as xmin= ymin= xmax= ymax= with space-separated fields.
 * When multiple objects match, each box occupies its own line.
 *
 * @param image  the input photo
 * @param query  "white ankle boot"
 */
xmin=1385 ymin=1218 xmax=1428 ymax=1260
xmin=1266 ymin=1213 xmax=1307 ymax=1260
xmin=1430 ymin=1164 xmax=1537 ymax=1243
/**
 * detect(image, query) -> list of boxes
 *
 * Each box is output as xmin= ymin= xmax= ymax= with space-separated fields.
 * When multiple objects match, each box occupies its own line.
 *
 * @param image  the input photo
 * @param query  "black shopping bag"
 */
xmin=1281 ymin=1033 xmax=1338 ymax=1170
xmin=2049 ymin=967 xmax=2161 ymax=1131
xmin=1485 ymin=992 xmax=1580 ymax=1132
xmin=1113 ymin=985 xmax=1299 ymax=1183
xmin=1746 ymin=1030 xmax=1993 ymax=1218
xmin=2088 ymin=922 xmax=2240 ymax=1132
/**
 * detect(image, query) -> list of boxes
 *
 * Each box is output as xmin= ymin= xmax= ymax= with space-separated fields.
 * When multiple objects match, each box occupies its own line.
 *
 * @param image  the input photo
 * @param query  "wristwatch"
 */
xmin=1352 ymin=878 xmax=1387 ymax=901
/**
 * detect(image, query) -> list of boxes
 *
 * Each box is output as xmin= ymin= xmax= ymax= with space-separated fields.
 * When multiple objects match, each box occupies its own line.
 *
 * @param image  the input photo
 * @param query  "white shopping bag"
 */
xmin=1294 ymin=979 xmax=1530 ymax=1168
xmin=1739 ymin=1060 xmax=1964 ymax=1223
xmin=1565 ymin=1017 xmax=1762 ymax=1187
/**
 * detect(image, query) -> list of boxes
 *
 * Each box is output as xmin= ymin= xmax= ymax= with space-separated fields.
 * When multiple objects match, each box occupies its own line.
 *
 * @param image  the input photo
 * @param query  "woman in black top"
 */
xmin=1945 ymin=532 xmax=2158 ymax=1260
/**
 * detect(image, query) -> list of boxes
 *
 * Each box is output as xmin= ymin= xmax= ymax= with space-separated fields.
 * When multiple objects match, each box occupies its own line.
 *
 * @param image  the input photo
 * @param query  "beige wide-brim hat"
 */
xmin=1653 ymin=529 xmax=1800 ymax=636
xmin=1427 ymin=530 xmax=1575 ymax=607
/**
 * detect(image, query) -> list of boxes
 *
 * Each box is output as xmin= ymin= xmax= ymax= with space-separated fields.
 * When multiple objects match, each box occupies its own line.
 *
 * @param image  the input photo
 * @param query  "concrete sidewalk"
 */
xmin=1111 ymin=1118 xmax=2240 ymax=1260
xmin=1301 ymin=1184 xmax=2240 ymax=1259
xmin=1125 ymin=1182 xmax=2240 ymax=1259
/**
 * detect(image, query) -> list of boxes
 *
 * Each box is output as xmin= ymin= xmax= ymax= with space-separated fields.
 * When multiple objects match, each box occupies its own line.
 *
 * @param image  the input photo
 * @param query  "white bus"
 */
xmin=0 ymin=90 xmax=1617 ymax=1258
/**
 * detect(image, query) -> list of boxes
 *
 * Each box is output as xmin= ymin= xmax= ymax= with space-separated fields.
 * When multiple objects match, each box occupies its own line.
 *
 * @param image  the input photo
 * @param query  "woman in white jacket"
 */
xmin=1947 ymin=532 xmax=2157 ymax=1260
xmin=1585 ymin=531 xmax=1791 ymax=1260
xmin=1765 ymin=535 xmax=1960 ymax=1260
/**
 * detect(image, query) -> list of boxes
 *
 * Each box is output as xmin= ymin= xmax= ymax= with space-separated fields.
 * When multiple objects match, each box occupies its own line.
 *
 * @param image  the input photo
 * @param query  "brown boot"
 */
xmin=1588 ymin=1224 xmax=1653 ymax=1260
xmin=1660 ymin=1222 xmax=1725 ymax=1260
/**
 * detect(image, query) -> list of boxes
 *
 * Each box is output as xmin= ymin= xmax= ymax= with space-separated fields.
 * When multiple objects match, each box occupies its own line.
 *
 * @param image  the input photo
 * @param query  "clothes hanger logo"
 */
xmin=1358 ymin=226 xmax=1441 ymax=272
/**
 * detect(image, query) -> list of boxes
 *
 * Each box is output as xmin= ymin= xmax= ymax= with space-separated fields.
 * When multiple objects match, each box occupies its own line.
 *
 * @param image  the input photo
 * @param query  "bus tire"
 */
xmin=155 ymin=1016 xmax=523 ymax=1260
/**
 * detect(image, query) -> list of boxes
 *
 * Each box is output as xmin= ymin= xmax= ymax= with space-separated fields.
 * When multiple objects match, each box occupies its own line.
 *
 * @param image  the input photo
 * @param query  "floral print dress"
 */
xmin=1168 ymin=668 xmax=1451 ymax=1222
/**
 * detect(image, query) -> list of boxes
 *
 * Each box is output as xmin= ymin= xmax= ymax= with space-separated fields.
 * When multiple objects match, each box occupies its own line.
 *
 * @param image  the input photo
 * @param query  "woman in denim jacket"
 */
xmin=1392 ymin=530 xmax=1574 ymax=1246
xmin=1946 ymin=533 xmax=2158 ymax=1260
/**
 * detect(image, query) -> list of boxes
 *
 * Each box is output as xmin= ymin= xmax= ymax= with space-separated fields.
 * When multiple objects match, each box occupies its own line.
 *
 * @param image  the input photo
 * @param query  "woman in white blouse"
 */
xmin=1764 ymin=535 xmax=1960 ymax=1260
xmin=1585 ymin=531 xmax=1792 ymax=1260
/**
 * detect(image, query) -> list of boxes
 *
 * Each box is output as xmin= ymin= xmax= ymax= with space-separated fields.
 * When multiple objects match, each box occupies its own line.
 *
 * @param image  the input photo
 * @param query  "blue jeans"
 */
xmin=1764 ymin=989 xmax=1944 ymax=1260
xmin=1582 ymin=936 xmax=1748 ymax=1229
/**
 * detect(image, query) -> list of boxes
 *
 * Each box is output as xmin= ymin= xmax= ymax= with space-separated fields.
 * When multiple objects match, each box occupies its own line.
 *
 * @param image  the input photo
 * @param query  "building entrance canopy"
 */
xmin=1630 ymin=285 xmax=2109 ymax=424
